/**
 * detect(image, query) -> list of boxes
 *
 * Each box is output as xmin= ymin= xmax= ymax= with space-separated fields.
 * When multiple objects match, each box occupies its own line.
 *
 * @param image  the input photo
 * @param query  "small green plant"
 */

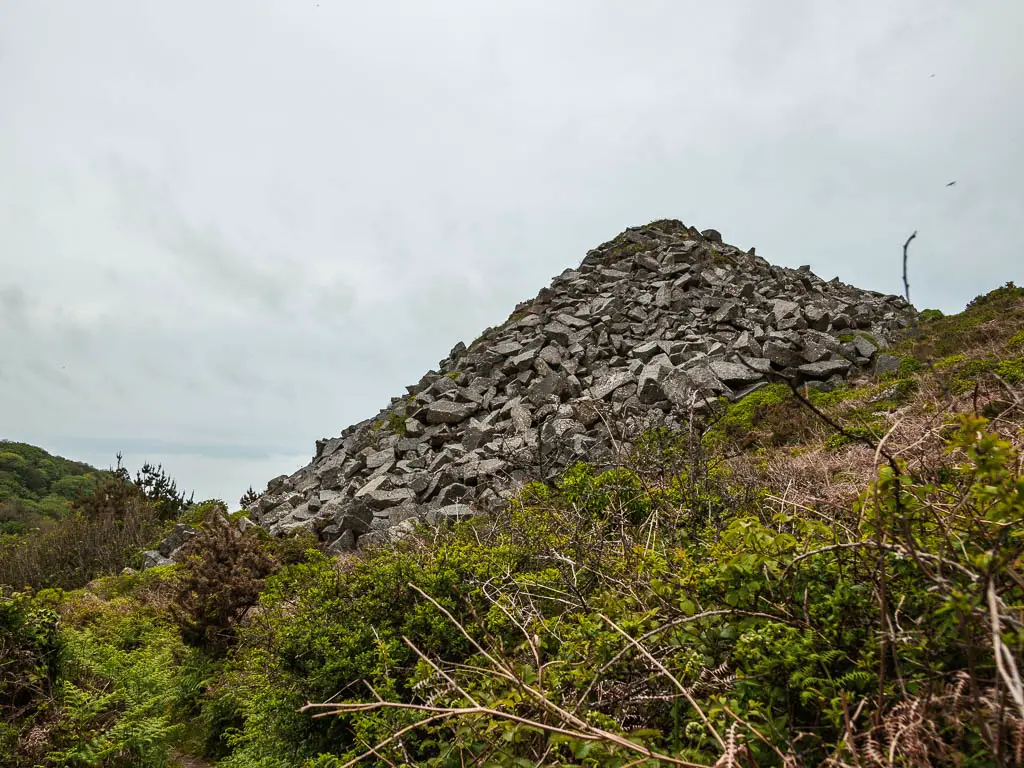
xmin=897 ymin=355 xmax=922 ymax=377
xmin=995 ymin=356 xmax=1024 ymax=384
xmin=387 ymin=411 xmax=408 ymax=436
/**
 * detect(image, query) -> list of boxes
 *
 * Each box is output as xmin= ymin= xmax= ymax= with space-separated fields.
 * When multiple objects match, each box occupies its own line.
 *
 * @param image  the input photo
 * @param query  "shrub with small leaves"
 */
xmin=172 ymin=515 xmax=276 ymax=655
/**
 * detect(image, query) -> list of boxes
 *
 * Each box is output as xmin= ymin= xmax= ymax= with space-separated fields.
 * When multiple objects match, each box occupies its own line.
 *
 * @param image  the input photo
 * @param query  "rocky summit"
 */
xmin=246 ymin=219 xmax=914 ymax=551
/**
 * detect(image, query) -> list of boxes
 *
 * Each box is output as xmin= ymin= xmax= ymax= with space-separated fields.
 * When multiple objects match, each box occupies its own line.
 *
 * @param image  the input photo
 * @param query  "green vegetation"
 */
xmin=837 ymin=331 xmax=880 ymax=347
xmin=901 ymin=280 xmax=1024 ymax=361
xmin=1 ymin=285 xmax=1022 ymax=766
xmin=0 ymin=458 xmax=195 ymax=591
xmin=0 ymin=442 xmax=104 ymax=540
xmin=601 ymin=237 xmax=648 ymax=267
xmin=890 ymin=282 xmax=1024 ymax=398
xmin=644 ymin=218 xmax=688 ymax=235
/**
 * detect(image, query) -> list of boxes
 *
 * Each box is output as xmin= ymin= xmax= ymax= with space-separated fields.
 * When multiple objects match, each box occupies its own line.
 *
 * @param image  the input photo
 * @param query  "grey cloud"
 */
xmin=102 ymin=159 xmax=298 ymax=316
xmin=0 ymin=285 xmax=29 ymax=330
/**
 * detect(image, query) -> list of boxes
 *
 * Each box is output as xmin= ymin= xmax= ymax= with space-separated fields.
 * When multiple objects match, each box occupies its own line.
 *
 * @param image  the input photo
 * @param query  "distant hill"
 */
xmin=0 ymin=441 xmax=107 ymax=538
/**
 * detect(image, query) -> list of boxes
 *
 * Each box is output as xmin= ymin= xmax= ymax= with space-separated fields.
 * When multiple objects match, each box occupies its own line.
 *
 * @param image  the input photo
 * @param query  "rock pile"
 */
xmin=247 ymin=220 xmax=913 ymax=551
xmin=141 ymin=523 xmax=196 ymax=568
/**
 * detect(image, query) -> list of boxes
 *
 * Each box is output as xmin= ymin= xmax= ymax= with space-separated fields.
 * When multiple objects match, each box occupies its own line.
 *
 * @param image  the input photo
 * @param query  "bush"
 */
xmin=0 ymin=458 xmax=195 ymax=592
xmin=0 ymin=497 xmax=164 ymax=591
xmin=0 ymin=590 xmax=61 ymax=757
xmin=172 ymin=516 xmax=276 ymax=655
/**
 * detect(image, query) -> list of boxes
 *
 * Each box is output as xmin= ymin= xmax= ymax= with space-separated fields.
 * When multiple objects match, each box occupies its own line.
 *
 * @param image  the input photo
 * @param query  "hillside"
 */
xmin=0 ymin=441 xmax=105 ymax=539
xmin=1 ymin=223 xmax=1022 ymax=767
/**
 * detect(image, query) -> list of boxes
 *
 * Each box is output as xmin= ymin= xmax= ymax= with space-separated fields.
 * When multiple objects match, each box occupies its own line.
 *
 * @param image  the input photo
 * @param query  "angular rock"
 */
xmin=389 ymin=502 xmax=423 ymax=525
xmin=326 ymin=530 xmax=356 ymax=555
xmin=248 ymin=221 xmax=915 ymax=547
xmin=763 ymin=340 xmax=804 ymax=369
xmin=543 ymin=322 xmax=572 ymax=347
xmin=852 ymin=335 xmax=878 ymax=359
xmin=425 ymin=400 xmax=478 ymax=425
xmin=508 ymin=348 xmax=539 ymax=372
xmin=630 ymin=340 xmax=665 ymax=363
xmin=366 ymin=447 xmax=395 ymax=469
xmin=158 ymin=524 xmax=196 ymax=558
xmin=355 ymin=474 xmax=391 ymax=498
xmin=141 ymin=550 xmax=173 ymax=569
xmin=430 ymin=503 xmax=476 ymax=524
xmin=437 ymin=483 xmax=471 ymax=505
xmin=803 ymin=305 xmax=831 ymax=331
xmin=528 ymin=372 xmax=567 ymax=404
xmin=365 ymin=487 xmax=416 ymax=510
xmin=772 ymin=300 xmax=801 ymax=324
xmin=637 ymin=354 xmax=673 ymax=403
xmin=874 ymin=353 xmax=901 ymax=378
xmin=491 ymin=340 xmax=523 ymax=356
xmin=682 ymin=363 xmax=728 ymax=394
xmin=591 ymin=371 xmax=636 ymax=400
xmin=799 ymin=359 xmax=853 ymax=379
xmin=709 ymin=360 xmax=763 ymax=387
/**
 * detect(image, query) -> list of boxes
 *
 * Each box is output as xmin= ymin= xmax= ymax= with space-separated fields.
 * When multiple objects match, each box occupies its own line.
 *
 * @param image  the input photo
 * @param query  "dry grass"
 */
xmin=0 ymin=499 xmax=165 ymax=592
xmin=726 ymin=355 xmax=1024 ymax=539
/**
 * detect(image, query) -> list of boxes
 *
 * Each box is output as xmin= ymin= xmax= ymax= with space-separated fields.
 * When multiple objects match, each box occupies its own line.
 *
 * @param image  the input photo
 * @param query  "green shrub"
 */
xmin=995 ymin=356 xmax=1024 ymax=384
xmin=172 ymin=516 xmax=276 ymax=656
xmin=901 ymin=282 xmax=1024 ymax=361
xmin=41 ymin=598 xmax=209 ymax=767
xmin=897 ymin=355 xmax=922 ymax=377
xmin=0 ymin=590 xmax=61 ymax=758
xmin=264 ymin=416 xmax=1024 ymax=766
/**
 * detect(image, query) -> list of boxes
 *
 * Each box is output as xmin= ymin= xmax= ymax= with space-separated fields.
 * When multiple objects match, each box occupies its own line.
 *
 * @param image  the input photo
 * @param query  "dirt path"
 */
xmin=171 ymin=752 xmax=213 ymax=768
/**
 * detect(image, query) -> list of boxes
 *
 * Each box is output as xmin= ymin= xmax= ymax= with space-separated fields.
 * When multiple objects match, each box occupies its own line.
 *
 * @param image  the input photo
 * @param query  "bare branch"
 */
xmin=902 ymin=230 xmax=917 ymax=304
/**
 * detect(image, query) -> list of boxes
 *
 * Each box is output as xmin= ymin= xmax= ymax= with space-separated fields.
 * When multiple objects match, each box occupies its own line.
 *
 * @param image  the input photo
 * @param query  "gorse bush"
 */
xmin=171 ymin=514 xmax=276 ymax=656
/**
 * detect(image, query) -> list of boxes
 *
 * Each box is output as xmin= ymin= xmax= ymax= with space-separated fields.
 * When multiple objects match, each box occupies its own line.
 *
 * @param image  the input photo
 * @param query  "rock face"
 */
xmin=141 ymin=523 xmax=196 ymax=569
xmin=248 ymin=221 xmax=914 ymax=551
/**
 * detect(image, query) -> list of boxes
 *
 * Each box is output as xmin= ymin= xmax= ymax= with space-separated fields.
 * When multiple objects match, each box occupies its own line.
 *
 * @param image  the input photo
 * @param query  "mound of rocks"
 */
xmin=247 ymin=220 xmax=913 ymax=551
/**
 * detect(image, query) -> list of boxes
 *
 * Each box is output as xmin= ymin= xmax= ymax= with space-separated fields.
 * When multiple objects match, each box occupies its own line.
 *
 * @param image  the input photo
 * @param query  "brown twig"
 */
xmin=601 ymin=613 xmax=726 ymax=750
xmin=903 ymin=230 xmax=917 ymax=305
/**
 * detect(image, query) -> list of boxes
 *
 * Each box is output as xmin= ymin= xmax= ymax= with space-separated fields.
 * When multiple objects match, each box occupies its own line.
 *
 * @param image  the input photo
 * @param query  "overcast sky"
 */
xmin=1 ymin=1 xmax=1021 ymax=506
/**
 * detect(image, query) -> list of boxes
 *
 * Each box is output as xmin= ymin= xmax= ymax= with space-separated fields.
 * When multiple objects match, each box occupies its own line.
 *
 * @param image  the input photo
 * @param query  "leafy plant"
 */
xmin=172 ymin=515 xmax=276 ymax=655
